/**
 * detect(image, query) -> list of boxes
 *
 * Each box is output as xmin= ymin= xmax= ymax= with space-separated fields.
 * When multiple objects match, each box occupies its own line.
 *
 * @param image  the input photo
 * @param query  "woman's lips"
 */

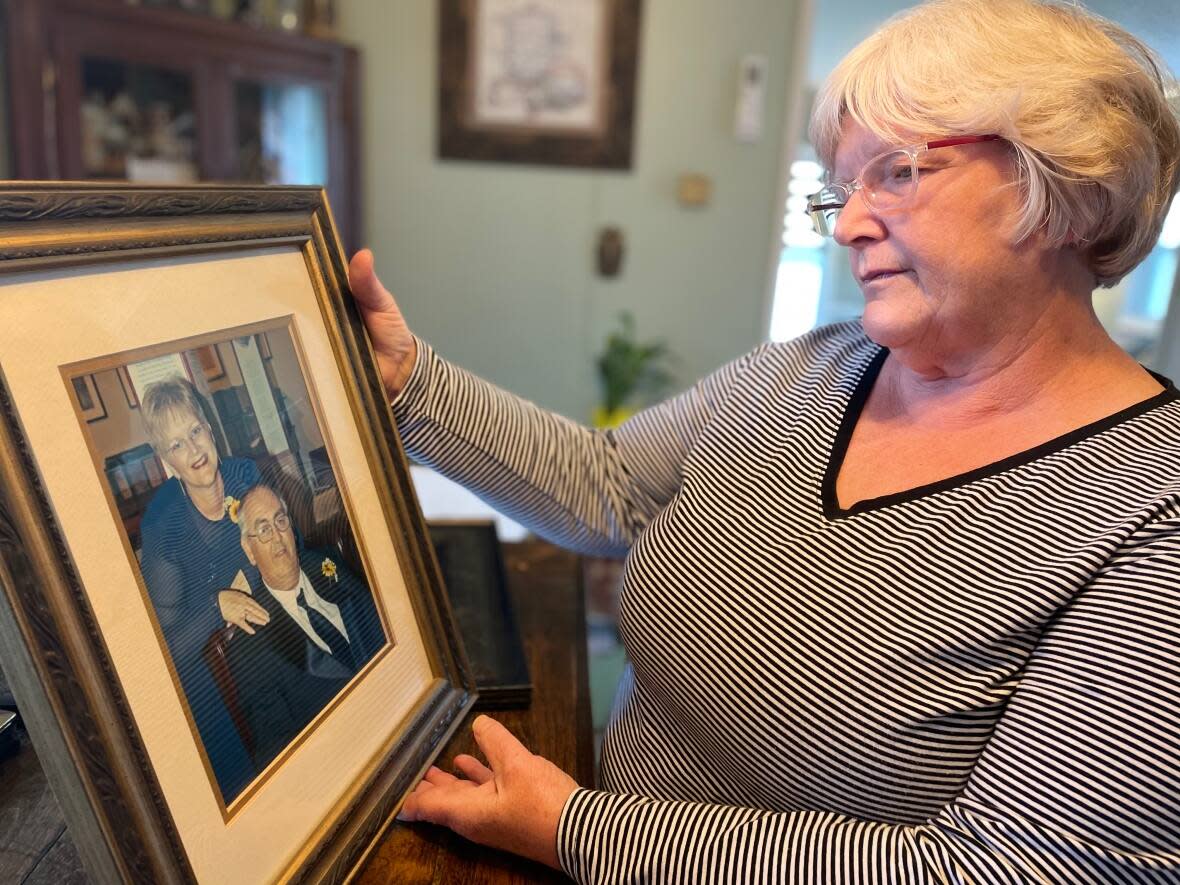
xmin=190 ymin=454 xmax=208 ymax=470
xmin=861 ymin=269 xmax=907 ymax=284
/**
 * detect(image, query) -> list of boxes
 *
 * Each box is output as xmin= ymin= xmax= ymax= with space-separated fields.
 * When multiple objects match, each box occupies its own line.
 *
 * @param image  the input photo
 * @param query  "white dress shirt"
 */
xmin=264 ymin=569 xmax=350 ymax=655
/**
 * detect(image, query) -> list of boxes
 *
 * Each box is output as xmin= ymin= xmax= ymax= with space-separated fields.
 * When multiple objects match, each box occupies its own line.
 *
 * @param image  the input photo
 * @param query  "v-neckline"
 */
xmin=821 ymin=345 xmax=1179 ymax=521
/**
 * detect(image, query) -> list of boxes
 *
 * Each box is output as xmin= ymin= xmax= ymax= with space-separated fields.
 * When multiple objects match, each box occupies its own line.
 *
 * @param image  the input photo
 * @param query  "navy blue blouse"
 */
xmin=139 ymin=456 xmax=262 ymax=801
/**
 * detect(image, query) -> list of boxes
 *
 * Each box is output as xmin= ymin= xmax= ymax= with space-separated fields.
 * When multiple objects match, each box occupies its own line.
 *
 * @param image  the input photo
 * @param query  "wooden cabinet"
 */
xmin=3 ymin=0 xmax=361 ymax=251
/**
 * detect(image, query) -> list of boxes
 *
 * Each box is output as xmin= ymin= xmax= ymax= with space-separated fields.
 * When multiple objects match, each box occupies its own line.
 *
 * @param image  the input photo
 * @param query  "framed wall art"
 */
xmin=70 ymin=373 xmax=108 ymax=423
xmin=0 ymin=182 xmax=476 ymax=884
xmin=438 ymin=0 xmax=643 ymax=169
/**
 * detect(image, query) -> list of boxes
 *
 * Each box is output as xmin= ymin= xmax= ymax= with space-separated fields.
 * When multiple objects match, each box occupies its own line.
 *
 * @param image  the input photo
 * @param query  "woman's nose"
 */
xmin=832 ymin=189 xmax=885 ymax=247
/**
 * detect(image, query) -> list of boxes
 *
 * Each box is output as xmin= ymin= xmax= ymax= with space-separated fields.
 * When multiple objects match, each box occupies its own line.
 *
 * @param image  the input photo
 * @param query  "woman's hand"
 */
xmin=348 ymin=249 xmax=418 ymax=399
xmin=217 ymin=590 xmax=270 ymax=634
xmin=398 ymin=715 xmax=579 ymax=870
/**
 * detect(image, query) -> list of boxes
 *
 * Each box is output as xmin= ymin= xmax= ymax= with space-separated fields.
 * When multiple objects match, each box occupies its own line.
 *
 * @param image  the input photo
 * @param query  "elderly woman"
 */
xmin=353 ymin=0 xmax=1180 ymax=880
xmin=138 ymin=375 xmax=271 ymax=798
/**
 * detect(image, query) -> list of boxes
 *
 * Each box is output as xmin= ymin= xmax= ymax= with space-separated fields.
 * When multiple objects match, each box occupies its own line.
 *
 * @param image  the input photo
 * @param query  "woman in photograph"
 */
xmin=351 ymin=0 xmax=1180 ymax=880
xmin=138 ymin=375 xmax=271 ymax=798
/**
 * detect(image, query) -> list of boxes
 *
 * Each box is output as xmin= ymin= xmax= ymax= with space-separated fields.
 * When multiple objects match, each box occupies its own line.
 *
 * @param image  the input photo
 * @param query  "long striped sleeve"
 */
xmin=390 ymin=321 xmax=1180 ymax=884
xmin=392 ymin=334 xmax=767 ymax=557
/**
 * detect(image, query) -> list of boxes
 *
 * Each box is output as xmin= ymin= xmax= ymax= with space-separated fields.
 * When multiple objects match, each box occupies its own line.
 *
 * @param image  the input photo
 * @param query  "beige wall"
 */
xmin=337 ymin=0 xmax=800 ymax=420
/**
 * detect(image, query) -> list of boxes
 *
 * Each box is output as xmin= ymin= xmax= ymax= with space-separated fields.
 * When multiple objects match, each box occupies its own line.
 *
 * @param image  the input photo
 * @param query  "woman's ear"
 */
xmin=1062 ymin=225 xmax=1091 ymax=249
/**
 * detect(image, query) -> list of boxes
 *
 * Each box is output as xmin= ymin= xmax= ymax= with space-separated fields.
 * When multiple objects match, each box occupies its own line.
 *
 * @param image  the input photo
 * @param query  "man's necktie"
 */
xmin=297 ymin=591 xmax=355 ymax=672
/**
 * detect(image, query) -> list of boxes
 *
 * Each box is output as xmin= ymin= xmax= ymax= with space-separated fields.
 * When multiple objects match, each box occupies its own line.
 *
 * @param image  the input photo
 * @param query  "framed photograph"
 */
xmin=70 ymin=373 xmax=107 ymax=422
xmin=0 ymin=182 xmax=476 ymax=883
xmin=438 ymin=0 xmax=643 ymax=169
xmin=192 ymin=343 xmax=227 ymax=382
xmin=428 ymin=521 xmax=531 ymax=709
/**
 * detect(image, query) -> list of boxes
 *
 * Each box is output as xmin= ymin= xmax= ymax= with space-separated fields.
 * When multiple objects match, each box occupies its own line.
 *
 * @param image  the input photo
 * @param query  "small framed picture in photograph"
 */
xmin=70 ymin=373 xmax=108 ymax=422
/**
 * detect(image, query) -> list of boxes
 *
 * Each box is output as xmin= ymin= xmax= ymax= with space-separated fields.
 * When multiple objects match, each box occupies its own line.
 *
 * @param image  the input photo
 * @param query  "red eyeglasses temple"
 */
xmin=925 ymin=134 xmax=1002 ymax=149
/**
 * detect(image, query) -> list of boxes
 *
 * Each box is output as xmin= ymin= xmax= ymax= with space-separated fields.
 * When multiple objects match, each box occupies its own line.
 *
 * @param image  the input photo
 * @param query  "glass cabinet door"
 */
xmin=233 ymin=80 xmax=328 ymax=186
xmin=79 ymin=58 xmax=199 ymax=182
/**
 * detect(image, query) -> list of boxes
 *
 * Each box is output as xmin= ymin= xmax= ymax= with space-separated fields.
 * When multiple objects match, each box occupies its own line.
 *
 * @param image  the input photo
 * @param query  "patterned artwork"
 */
xmin=471 ymin=0 xmax=607 ymax=134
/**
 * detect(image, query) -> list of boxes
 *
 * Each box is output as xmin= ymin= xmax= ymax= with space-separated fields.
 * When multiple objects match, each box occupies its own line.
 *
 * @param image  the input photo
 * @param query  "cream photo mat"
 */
xmin=0 ymin=246 xmax=434 ymax=883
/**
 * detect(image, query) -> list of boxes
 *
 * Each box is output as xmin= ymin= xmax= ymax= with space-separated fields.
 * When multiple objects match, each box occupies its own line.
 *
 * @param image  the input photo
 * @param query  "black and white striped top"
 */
xmin=392 ymin=320 xmax=1180 ymax=884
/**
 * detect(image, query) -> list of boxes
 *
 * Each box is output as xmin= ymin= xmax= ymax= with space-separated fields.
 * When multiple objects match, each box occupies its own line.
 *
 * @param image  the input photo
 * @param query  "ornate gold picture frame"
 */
xmin=0 ymin=182 xmax=475 ymax=883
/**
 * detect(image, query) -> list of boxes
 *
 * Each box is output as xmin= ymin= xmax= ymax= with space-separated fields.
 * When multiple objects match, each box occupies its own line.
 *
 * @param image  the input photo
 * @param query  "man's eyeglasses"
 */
xmin=246 ymin=512 xmax=291 ymax=544
xmin=807 ymin=135 xmax=1001 ymax=237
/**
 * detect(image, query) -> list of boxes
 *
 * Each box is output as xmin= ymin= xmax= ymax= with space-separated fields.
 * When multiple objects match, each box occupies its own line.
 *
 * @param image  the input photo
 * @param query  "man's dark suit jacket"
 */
xmin=223 ymin=546 xmax=387 ymax=769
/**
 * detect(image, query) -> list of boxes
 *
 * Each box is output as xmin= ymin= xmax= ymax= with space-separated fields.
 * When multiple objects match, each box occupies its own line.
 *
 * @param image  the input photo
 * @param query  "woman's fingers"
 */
xmin=423 ymin=765 xmax=459 ymax=787
xmin=395 ymin=720 xmax=577 ymax=869
xmin=348 ymin=249 xmax=396 ymax=314
xmin=346 ymin=249 xmax=417 ymax=398
xmin=244 ymin=599 xmax=270 ymax=625
xmin=395 ymin=778 xmax=435 ymax=822
xmin=471 ymin=715 xmax=529 ymax=771
xmin=453 ymin=753 xmax=494 ymax=785
xmin=398 ymin=769 xmax=480 ymax=827
xmin=217 ymin=590 xmax=270 ymax=632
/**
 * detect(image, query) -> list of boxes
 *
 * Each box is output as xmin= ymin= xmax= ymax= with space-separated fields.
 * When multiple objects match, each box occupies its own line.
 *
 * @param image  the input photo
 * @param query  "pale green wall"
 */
xmin=336 ymin=0 xmax=799 ymax=420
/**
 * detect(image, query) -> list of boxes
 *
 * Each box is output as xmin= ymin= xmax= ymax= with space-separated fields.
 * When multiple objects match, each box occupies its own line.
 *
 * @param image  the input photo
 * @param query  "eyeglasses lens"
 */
xmin=863 ymin=150 xmax=916 ymax=206
xmin=807 ymin=187 xmax=843 ymax=237
xmin=253 ymin=512 xmax=290 ymax=543
xmin=807 ymin=149 xmax=918 ymax=237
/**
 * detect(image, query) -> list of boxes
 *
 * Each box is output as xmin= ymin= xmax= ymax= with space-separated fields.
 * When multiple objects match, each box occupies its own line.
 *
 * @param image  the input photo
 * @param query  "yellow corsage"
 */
xmin=224 ymin=495 xmax=241 ymax=524
xmin=321 ymin=558 xmax=338 ymax=583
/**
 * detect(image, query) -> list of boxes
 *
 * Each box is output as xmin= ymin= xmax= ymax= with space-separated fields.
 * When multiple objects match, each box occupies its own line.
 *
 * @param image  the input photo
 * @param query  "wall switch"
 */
xmin=734 ymin=54 xmax=768 ymax=143
xmin=677 ymin=173 xmax=712 ymax=207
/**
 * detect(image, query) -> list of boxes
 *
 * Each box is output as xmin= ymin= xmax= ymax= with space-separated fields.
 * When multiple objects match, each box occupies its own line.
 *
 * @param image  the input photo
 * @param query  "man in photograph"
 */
xmin=225 ymin=484 xmax=386 ymax=768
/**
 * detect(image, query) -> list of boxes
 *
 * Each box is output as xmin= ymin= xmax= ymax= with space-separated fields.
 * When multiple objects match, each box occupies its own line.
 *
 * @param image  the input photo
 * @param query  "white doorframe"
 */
xmin=1154 ymin=259 xmax=1180 ymax=379
xmin=758 ymin=0 xmax=816 ymax=343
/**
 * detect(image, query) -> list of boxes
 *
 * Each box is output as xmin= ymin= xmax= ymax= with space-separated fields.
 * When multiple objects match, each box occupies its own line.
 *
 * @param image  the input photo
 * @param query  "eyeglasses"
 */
xmin=163 ymin=422 xmax=212 ymax=457
xmin=246 ymin=512 xmax=291 ymax=544
xmin=807 ymin=135 xmax=1001 ymax=237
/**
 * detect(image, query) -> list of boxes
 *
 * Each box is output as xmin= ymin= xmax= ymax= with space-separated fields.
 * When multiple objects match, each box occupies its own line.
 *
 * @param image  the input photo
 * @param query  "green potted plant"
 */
xmin=593 ymin=311 xmax=674 ymax=428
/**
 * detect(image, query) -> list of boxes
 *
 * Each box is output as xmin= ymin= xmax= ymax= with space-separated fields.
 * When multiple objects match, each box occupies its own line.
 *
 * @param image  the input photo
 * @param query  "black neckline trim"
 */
xmin=821 ymin=346 xmax=1180 ymax=521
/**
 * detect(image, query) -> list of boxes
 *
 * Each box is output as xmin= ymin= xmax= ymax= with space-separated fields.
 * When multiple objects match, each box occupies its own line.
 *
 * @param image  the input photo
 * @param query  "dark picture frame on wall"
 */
xmin=0 ymin=182 xmax=475 ymax=884
xmin=70 ymin=373 xmax=107 ymax=423
xmin=438 ymin=0 xmax=643 ymax=169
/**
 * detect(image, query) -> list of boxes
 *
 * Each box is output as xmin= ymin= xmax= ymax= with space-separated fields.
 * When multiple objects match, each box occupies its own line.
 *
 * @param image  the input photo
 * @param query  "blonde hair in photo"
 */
xmin=810 ymin=0 xmax=1180 ymax=287
xmin=141 ymin=375 xmax=209 ymax=452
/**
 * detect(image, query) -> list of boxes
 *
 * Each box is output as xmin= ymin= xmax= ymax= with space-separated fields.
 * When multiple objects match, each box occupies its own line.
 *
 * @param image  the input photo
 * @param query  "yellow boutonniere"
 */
xmin=321 ymin=558 xmax=338 ymax=583
xmin=224 ymin=496 xmax=241 ymax=524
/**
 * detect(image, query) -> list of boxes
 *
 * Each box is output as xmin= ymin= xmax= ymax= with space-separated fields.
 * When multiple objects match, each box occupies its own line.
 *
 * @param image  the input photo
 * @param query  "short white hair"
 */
xmin=810 ymin=0 xmax=1180 ymax=287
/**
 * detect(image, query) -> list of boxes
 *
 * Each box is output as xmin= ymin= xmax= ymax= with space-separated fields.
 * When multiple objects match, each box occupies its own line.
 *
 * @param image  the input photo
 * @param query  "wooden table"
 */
xmin=0 ymin=539 xmax=593 ymax=884
xmin=354 ymin=539 xmax=594 ymax=883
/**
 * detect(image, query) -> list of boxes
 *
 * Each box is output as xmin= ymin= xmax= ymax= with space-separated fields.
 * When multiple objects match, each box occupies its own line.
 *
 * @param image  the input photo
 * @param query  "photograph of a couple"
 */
xmin=68 ymin=321 xmax=391 ymax=810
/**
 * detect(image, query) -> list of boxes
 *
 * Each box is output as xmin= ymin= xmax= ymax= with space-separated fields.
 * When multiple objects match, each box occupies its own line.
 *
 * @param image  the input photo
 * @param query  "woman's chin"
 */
xmin=861 ymin=304 xmax=916 ymax=350
xmin=181 ymin=466 xmax=220 ymax=491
